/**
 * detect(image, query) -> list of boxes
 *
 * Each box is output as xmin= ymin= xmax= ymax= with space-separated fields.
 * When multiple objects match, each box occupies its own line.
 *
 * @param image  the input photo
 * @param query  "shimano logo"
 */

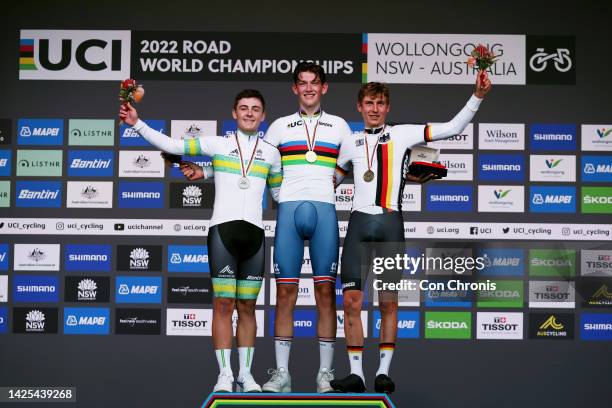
xmin=482 ymin=164 xmax=521 ymax=171
xmin=122 ymin=192 xmax=161 ymax=199
xmin=431 ymin=194 xmax=469 ymax=202
xmin=534 ymin=133 xmax=573 ymax=141
xmin=69 ymin=254 xmax=108 ymax=262
xmin=294 ymin=320 xmax=313 ymax=327
xmin=584 ymin=323 xmax=612 ymax=330
xmin=17 ymin=285 xmax=56 ymax=293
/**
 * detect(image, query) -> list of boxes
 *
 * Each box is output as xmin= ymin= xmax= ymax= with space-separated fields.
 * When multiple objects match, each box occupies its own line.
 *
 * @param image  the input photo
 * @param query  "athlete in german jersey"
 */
xmin=330 ymin=76 xmax=492 ymax=394
xmin=119 ymin=89 xmax=282 ymax=393
xmin=262 ymin=63 xmax=352 ymax=393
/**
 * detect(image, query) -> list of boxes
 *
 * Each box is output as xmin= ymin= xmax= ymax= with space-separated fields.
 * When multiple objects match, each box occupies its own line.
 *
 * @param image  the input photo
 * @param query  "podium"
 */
xmin=201 ymin=393 xmax=396 ymax=407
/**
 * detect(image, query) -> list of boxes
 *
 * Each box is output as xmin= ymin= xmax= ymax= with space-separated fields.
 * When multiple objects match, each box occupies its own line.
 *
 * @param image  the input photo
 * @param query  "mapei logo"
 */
xmin=19 ymin=30 xmax=131 ymax=80
xmin=17 ymin=119 xmax=63 ymax=145
xmin=120 ymin=120 xmax=165 ymax=146
xmin=118 ymin=182 xmax=164 ymax=208
xmin=476 ymin=248 xmax=524 ymax=276
xmin=582 ymin=156 xmax=612 ymax=182
xmin=426 ymin=185 xmax=473 ymax=212
xmin=65 ymin=244 xmax=111 ymax=272
xmin=529 ymin=124 xmax=576 ymax=150
xmin=64 ymin=307 xmax=110 ymax=335
xmin=67 ymin=150 xmax=114 ymax=177
xmin=168 ymin=245 xmax=209 ymax=273
xmin=478 ymin=154 xmax=525 ymax=181
xmin=373 ymin=311 xmax=419 ymax=339
xmin=529 ymin=186 xmax=576 ymax=213
xmin=13 ymin=275 xmax=59 ymax=302
xmin=15 ymin=181 xmax=62 ymax=208
xmin=115 ymin=277 xmax=162 ymax=304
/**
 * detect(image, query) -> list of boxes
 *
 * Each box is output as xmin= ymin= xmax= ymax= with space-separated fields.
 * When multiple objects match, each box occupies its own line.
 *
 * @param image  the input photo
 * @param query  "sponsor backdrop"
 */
xmin=1 ymin=1 xmax=612 ymax=408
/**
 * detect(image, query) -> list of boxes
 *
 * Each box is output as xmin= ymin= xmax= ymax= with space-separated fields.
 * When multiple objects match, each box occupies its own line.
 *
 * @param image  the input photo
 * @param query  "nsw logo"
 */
xmin=19 ymin=30 xmax=131 ymax=80
xmin=120 ymin=120 xmax=165 ymax=146
xmin=15 ymin=181 xmax=62 ymax=208
xmin=529 ymin=186 xmax=576 ymax=213
xmin=67 ymin=150 xmax=114 ymax=177
xmin=65 ymin=244 xmax=111 ymax=272
xmin=115 ymin=276 xmax=162 ymax=304
xmin=64 ymin=307 xmax=110 ymax=335
xmin=426 ymin=185 xmax=473 ymax=212
xmin=118 ymin=181 xmax=164 ymax=208
xmin=582 ymin=156 xmax=612 ymax=182
xmin=17 ymin=119 xmax=63 ymax=145
xmin=529 ymin=124 xmax=576 ymax=150
xmin=478 ymin=154 xmax=525 ymax=181
xmin=13 ymin=275 xmax=59 ymax=302
xmin=168 ymin=245 xmax=209 ymax=273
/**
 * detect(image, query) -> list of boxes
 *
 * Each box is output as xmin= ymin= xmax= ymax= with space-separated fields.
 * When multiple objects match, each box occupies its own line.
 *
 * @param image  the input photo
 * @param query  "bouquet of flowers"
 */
xmin=467 ymin=44 xmax=499 ymax=83
xmin=119 ymin=78 xmax=145 ymax=104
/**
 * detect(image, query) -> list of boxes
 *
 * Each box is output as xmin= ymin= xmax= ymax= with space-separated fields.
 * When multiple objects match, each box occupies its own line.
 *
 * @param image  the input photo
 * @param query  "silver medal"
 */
xmin=238 ymin=176 xmax=250 ymax=189
xmin=305 ymin=150 xmax=318 ymax=163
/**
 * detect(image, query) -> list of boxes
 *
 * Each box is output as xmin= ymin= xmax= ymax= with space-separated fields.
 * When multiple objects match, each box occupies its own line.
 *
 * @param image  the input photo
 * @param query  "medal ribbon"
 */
xmin=235 ymin=133 xmax=260 ymax=178
xmin=364 ymin=125 xmax=385 ymax=172
xmin=302 ymin=111 xmax=322 ymax=153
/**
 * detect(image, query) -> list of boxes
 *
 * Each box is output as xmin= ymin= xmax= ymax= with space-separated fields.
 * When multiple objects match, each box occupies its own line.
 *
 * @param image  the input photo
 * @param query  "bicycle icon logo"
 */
xmin=529 ymin=48 xmax=573 ymax=72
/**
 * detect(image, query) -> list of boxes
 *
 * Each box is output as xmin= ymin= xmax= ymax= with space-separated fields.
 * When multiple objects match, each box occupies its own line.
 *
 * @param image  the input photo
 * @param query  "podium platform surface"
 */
xmin=202 ymin=393 xmax=395 ymax=408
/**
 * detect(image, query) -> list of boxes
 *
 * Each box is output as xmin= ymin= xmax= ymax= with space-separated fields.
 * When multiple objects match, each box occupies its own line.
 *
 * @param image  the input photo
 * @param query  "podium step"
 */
xmin=202 ymin=392 xmax=395 ymax=407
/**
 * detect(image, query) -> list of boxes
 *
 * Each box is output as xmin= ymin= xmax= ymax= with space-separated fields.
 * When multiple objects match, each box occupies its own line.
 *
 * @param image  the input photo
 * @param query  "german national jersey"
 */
xmin=132 ymin=119 xmax=282 ymax=228
xmin=265 ymin=110 xmax=352 ymax=204
xmin=336 ymin=94 xmax=482 ymax=213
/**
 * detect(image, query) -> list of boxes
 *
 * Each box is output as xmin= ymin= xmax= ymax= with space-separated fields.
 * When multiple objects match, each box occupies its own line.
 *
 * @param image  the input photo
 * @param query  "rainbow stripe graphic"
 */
xmin=19 ymin=39 xmax=36 ymax=70
xmin=279 ymin=140 xmax=339 ymax=169
xmin=202 ymin=393 xmax=396 ymax=408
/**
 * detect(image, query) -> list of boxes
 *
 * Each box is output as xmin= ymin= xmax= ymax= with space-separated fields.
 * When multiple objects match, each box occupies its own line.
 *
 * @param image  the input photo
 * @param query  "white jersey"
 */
xmin=336 ymin=94 xmax=482 ymax=213
xmin=264 ymin=110 xmax=352 ymax=204
xmin=133 ymin=119 xmax=282 ymax=228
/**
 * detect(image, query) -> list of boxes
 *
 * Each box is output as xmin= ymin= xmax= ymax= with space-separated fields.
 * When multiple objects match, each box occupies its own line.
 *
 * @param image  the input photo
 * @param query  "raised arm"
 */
xmin=425 ymin=71 xmax=492 ymax=142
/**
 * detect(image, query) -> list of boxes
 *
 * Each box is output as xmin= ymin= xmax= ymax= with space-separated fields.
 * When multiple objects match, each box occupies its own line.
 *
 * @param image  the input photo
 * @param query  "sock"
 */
xmin=215 ymin=348 xmax=232 ymax=375
xmin=376 ymin=343 xmax=395 ymax=376
xmin=318 ymin=337 xmax=336 ymax=370
xmin=347 ymin=345 xmax=364 ymax=382
xmin=238 ymin=346 xmax=254 ymax=377
xmin=274 ymin=336 xmax=292 ymax=370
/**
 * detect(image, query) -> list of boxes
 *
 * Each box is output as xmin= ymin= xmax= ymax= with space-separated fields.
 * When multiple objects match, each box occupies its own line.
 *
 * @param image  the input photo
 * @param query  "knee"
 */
xmin=343 ymin=292 xmax=363 ymax=316
xmin=276 ymin=285 xmax=298 ymax=309
xmin=215 ymin=297 xmax=235 ymax=316
xmin=236 ymin=299 xmax=256 ymax=316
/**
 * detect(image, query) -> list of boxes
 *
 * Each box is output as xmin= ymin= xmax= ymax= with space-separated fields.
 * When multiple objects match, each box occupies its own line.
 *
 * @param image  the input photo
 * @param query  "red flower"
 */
xmin=475 ymin=44 xmax=489 ymax=58
xmin=121 ymin=79 xmax=136 ymax=89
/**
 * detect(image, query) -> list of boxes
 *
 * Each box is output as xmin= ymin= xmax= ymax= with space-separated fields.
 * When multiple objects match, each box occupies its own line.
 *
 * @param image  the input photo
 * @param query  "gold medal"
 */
xmin=305 ymin=151 xmax=318 ymax=163
xmin=363 ymin=170 xmax=375 ymax=182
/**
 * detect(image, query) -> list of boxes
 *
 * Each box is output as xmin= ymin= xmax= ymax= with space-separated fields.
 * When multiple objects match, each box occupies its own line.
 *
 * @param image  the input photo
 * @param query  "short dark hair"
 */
xmin=233 ymin=89 xmax=266 ymax=111
xmin=358 ymin=82 xmax=390 ymax=104
xmin=292 ymin=62 xmax=327 ymax=84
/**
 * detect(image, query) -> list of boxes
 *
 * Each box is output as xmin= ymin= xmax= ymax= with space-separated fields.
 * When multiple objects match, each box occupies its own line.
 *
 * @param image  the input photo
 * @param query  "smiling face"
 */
xmin=358 ymin=93 xmax=390 ymax=129
xmin=232 ymin=97 xmax=265 ymax=134
xmin=292 ymin=71 xmax=328 ymax=112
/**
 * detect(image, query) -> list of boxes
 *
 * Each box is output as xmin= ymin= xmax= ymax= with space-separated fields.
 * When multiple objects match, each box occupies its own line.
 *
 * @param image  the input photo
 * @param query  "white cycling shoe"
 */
xmin=262 ymin=367 xmax=292 ymax=393
xmin=236 ymin=372 xmax=262 ymax=393
xmin=213 ymin=372 xmax=234 ymax=393
xmin=316 ymin=368 xmax=335 ymax=393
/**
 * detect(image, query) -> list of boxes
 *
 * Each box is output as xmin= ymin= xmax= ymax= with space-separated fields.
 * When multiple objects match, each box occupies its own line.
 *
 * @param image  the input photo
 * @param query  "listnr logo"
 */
xmin=19 ymin=30 xmax=131 ymax=80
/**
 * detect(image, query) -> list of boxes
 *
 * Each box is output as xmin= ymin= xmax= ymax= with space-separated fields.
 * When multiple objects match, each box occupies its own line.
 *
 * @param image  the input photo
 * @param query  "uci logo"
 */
xmin=19 ymin=30 xmax=131 ymax=80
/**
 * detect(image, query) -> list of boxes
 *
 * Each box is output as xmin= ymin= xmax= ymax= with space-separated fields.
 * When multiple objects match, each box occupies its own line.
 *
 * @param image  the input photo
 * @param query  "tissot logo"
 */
xmin=166 ymin=308 xmax=212 ymax=336
xmin=167 ymin=277 xmax=212 ymax=304
xmin=13 ymin=307 xmax=58 ymax=334
xmin=19 ymin=30 xmax=131 ymax=80
xmin=529 ymin=281 xmax=575 ymax=308
xmin=117 ymin=245 xmax=162 ymax=272
xmin=581 ymin=250 xmax=612 ymax=277
xmin=65 ymin=276 xmax=110 ymax=303
xmin=526 ymin=35 xmax=575 ymax=85
xmin=529 ymin=312 xmax=573 ymax=339
xmin=116 ymin=308 xmax=161 ymax=335
xmin=335 ymin=183 xmax=354 ymax=211
xmin=67 ymin=150 xmax=114 ymax=177
xmin=476 ymin=312 xmax=523 ymax=339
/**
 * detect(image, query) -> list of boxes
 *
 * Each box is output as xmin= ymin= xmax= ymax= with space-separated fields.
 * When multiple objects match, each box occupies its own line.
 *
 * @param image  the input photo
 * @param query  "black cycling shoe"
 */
xmin=374 ymin=374 xmax=395 ymax=394
xmin=330 ymin=374 xmax=366 ymax=393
